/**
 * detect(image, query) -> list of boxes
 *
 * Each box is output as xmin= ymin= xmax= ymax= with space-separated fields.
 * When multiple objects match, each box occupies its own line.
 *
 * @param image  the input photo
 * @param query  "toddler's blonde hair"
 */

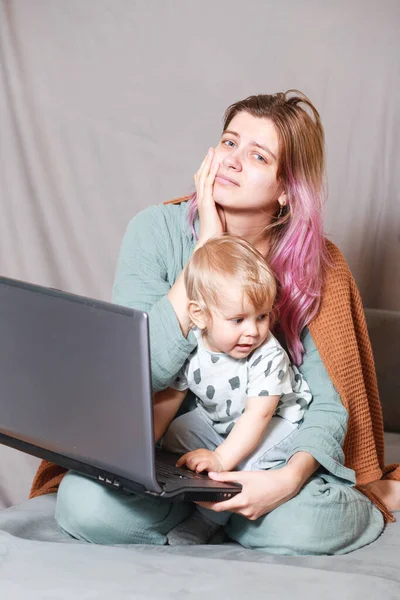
xmin=184 ymin=235 xmax=277 ymax=320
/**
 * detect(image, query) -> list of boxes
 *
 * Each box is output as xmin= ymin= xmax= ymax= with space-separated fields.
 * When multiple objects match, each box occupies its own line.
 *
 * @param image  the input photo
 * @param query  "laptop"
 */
xmin=0 ymin=276 xmax=242 ymax=502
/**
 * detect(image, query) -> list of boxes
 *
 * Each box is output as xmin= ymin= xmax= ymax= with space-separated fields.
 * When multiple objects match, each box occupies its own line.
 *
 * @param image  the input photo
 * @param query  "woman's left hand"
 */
xmin=196 ymin=466 xmax=300 ymax=520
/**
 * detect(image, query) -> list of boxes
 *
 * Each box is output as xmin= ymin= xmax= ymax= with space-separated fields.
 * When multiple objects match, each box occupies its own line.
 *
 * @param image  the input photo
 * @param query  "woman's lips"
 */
xmin=215 ymin=175 xmax=239 ymax=186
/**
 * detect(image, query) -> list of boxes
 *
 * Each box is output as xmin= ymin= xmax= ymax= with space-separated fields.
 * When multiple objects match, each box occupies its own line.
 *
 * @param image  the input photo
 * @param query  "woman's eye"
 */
xmin=253 ymin=153 xmax=266 ymax=162
xmin=232 ymin=318 xmax=243 ymax=324
xmin=257 ymin=314 xmax=268 ymax=321
xmin=223 ymin=140 xmax=235 ymax=148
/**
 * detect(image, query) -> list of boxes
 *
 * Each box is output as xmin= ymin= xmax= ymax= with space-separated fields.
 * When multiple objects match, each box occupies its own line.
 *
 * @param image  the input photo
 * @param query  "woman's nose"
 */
xmin=222 ymin=148 xmax=242 ymax=171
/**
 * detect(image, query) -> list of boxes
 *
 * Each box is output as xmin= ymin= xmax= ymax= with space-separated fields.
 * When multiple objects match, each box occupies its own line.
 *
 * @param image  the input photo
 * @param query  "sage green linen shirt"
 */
xmin=112 ymin=201 xmax=355 ymax=485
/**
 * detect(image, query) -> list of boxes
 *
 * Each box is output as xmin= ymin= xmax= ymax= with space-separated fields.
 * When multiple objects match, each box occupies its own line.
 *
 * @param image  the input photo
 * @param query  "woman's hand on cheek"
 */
xmin=194 ymin=148 xmax=226 ymax=247
xmin=196 ymin=466 xmax=299 ymax=521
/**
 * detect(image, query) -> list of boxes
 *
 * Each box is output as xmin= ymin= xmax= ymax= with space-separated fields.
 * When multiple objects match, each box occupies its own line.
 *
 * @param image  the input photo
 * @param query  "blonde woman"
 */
xmin=32 ymin=90 xmax=400 ymax=555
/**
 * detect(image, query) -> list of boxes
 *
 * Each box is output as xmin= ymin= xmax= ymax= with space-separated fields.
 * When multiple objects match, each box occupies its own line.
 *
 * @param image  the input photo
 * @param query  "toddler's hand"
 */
xmin=176 ymin=448 xmax=225 ymax=473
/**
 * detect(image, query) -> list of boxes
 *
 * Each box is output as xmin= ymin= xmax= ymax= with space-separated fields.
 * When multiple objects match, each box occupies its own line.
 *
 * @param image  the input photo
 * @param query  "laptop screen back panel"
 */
xmin=0 ymin=278 xmax=161 ymax=493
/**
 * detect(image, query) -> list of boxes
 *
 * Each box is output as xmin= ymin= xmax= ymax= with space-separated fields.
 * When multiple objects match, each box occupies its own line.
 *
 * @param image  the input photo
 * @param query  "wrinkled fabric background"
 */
xmin=0 ymin=0 xmax=399 ymax=507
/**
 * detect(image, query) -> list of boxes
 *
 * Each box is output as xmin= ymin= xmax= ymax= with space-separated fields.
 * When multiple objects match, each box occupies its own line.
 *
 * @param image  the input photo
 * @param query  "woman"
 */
xmin=31 ymin=90 xmax=400 ymax=554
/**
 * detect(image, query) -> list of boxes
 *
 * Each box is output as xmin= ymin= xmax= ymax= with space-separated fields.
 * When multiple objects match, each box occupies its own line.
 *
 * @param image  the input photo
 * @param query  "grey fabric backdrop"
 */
xmin=0 ymin=0 xmax=399 ymax=507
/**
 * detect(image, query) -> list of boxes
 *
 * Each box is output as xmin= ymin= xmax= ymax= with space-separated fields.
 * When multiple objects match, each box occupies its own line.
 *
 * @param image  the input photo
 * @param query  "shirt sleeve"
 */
xmin=247 ymin=346 xmax=293 ymax=398
xmin=286 ymin=327 xmax=356 ymax=484
xmin=112 ymin=206 xmax=196 ymax=391
xmin=169 ymin=360 xmax=189 ymax=391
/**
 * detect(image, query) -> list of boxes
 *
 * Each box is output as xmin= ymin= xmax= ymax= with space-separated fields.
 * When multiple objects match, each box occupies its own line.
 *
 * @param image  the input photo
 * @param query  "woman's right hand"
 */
xmin=194 ymin=148 xmax=226 ymax=247
xmin=167 ymin=148 xmax=225 ymax=337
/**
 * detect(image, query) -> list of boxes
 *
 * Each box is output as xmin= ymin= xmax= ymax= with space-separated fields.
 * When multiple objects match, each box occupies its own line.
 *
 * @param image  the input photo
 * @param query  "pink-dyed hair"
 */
xmin=188 ymin=90 xmax=330 ymax=365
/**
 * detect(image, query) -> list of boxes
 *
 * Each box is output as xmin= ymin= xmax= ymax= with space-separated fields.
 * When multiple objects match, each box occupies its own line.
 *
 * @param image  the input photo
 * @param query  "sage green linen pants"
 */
xmin=55 ymin=470 xmax=384 ymax=555
xmin=55 ymin=324 xmax=385 ymax=555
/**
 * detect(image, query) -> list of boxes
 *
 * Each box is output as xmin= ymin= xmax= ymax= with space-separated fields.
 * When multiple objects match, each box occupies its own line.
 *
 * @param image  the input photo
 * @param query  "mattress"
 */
xmin=0 ymin=430 xmax=399 ymax=600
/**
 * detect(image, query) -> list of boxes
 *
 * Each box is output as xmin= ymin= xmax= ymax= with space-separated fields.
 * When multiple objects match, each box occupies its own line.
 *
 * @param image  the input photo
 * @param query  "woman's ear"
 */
xmin=277 ymin=189 xmax=287 ymax=208
xmin=188 ymin=301 xmax=208 ymax=330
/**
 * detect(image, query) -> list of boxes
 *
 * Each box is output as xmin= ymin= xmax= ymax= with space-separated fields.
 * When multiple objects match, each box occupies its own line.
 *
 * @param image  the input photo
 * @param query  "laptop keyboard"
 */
xmin=155 ymin=459 xmax=206 ymax=482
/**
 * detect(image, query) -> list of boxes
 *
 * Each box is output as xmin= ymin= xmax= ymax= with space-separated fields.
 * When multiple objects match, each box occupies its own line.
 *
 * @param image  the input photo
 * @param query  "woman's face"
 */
xmin=213 ymin=112 xmax=285 ymax=214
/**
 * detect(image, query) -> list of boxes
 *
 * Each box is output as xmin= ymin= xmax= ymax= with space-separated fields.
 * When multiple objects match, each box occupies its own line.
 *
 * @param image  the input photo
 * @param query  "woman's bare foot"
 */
xmin=365 ymin=480 xmax=400 ymax=512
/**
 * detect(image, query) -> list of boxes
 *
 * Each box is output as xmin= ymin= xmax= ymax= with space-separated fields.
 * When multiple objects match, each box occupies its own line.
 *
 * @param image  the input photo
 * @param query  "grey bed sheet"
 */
xmin=1 ymin=433 xmax=400 ymax=600
xmin=0 ymin=495 xmax=399 ymax=600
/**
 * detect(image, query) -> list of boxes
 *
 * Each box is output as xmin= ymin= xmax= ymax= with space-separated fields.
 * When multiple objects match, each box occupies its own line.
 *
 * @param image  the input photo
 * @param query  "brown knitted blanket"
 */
xmin=29 ymin=198 xmax=400 ymax=522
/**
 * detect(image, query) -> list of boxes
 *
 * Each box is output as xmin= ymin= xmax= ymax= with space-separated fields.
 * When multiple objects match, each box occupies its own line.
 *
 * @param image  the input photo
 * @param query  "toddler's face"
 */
xmin=202 ymin=287 xmax=272 ymax=359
